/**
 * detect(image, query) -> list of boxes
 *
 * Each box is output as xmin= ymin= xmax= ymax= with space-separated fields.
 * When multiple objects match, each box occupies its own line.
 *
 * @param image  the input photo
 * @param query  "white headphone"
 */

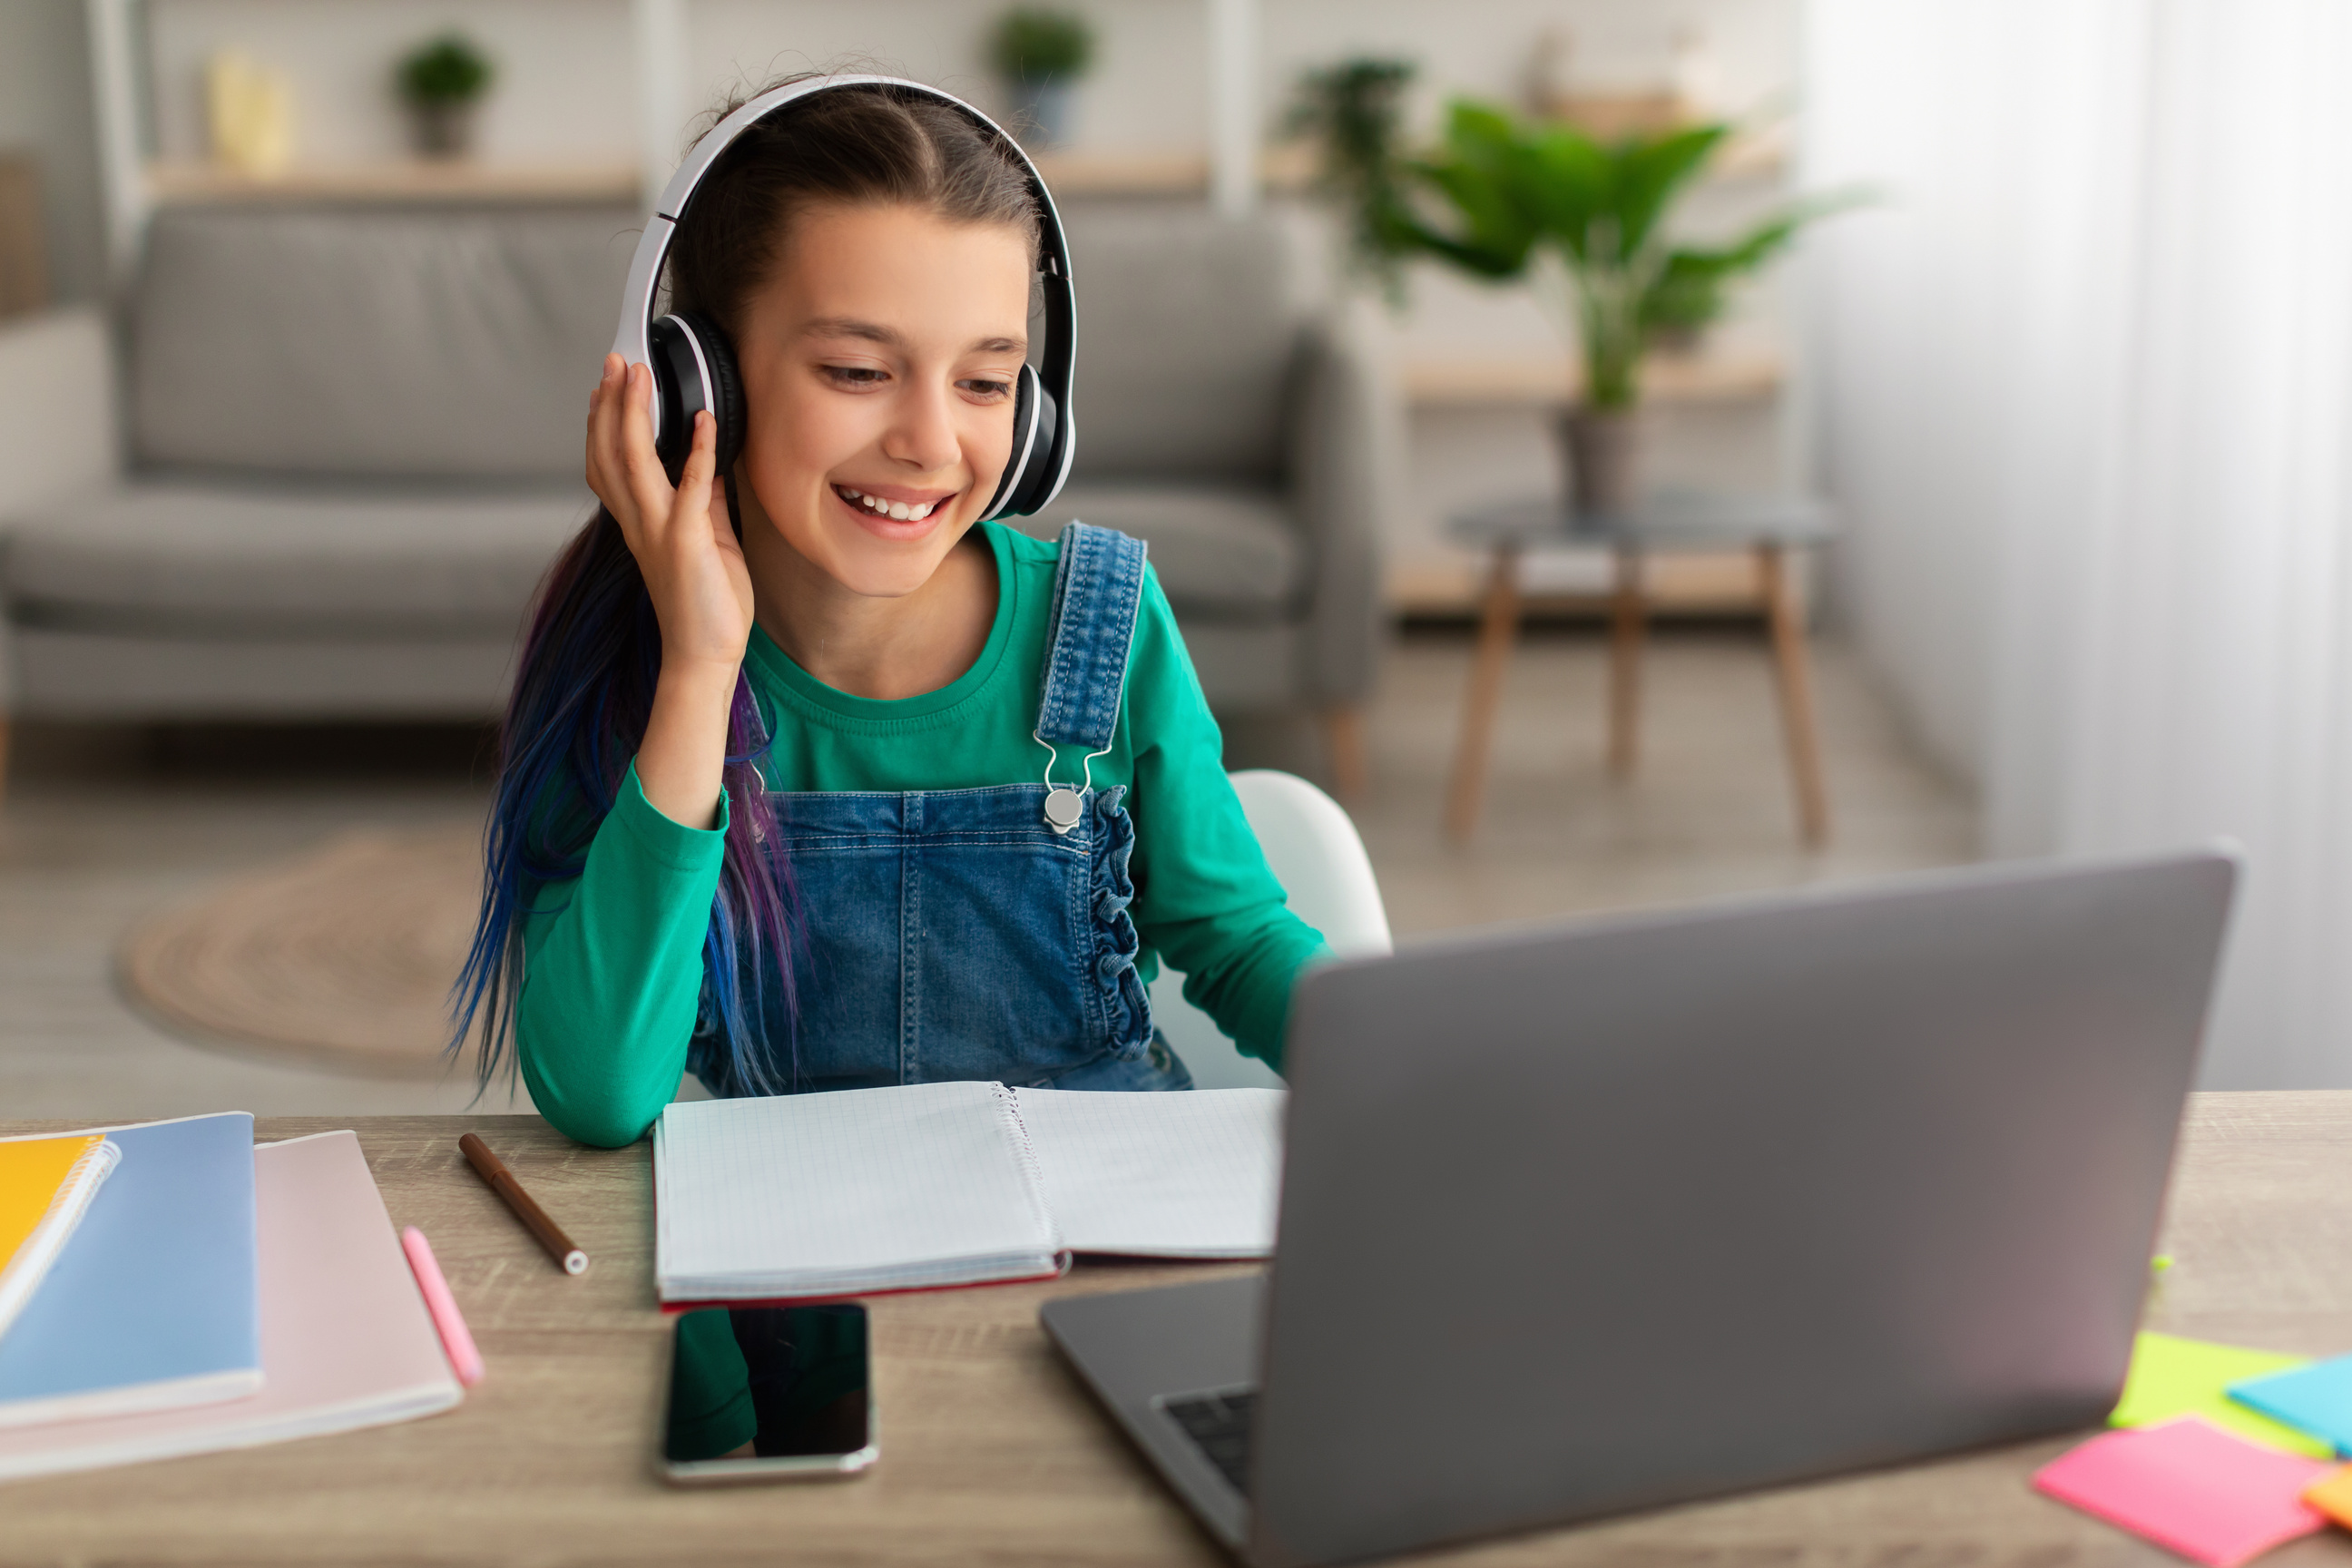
xmin=609 ymin=74 xmax=1078 ymax=521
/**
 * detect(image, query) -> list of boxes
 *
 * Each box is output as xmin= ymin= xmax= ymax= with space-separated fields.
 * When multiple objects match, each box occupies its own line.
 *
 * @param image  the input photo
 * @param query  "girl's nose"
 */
xmin=882 ymin=381 xmax=961 ymax=474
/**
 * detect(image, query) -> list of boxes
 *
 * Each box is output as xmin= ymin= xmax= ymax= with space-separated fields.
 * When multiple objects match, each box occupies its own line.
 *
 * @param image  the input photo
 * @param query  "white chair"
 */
xmin=1149 ymin=769 xmax=1393 ymax=1089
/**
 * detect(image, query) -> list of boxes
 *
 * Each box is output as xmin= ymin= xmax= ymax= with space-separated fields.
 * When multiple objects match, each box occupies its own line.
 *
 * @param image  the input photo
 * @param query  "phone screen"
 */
xmin=662 ymin=1304 xmax=875 ymax=1481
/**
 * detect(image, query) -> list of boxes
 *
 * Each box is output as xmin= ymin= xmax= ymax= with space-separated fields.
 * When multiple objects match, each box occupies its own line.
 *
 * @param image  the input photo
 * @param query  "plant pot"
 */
xmin=1012 ymin=79 xmax=1075 ymax=148
xmin=1558 ymin=406 xmax=1647 ymax=519
xmin=406 ymin=100 xmax=478 ymax=160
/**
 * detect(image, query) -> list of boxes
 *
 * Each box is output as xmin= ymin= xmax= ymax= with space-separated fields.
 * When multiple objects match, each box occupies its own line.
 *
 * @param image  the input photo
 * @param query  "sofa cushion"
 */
xmin=1014 ymin=484 xmax=1303 ymax=621
xmin=4 ymin=483 xmax=592 ymax=634
xmin=1062 ymin=207 xmax=1313 ymax=483
xmin=129 ymin=206 xmax=635 ymax=483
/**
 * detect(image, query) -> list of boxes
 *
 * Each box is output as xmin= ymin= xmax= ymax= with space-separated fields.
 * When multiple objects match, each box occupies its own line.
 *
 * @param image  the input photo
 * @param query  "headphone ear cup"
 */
xmin=672 ymin=309 xmax=745 ymax=480
xmin=981 ymin=363 xmax=1041 ymax=521
xmin=1010 ymin=377 xmax=1062 ymax=515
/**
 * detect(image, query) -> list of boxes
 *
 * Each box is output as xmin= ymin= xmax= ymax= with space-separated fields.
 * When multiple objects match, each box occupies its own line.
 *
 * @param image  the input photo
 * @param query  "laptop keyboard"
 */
xmin=1161 ymin=1388 xmax=1259 ymax=1495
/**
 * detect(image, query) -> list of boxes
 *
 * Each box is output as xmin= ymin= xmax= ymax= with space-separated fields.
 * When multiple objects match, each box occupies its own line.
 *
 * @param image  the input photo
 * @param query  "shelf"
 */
xmin=1027 ymin=150 xmax=1209 ymax=197
xmin=1401 ymin=348 xmax=1784 ymax=408
xmin=145 ymin=161 xmax=642 ymax=206
xmin=1026 ymin=144 xmax=1318 ymax=199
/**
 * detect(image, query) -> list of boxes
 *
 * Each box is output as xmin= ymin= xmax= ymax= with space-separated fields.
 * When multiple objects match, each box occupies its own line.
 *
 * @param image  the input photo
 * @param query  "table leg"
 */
xmin=1445 ymin=545 xmax=1523 ymax=844
xmin=1320 ymin=705 xmax=1370 ymax=802
xmin=1608 ymin=547 xmax=1645 ymax=779
xmin=1759 ymin=544 xmax=1830 ymax=848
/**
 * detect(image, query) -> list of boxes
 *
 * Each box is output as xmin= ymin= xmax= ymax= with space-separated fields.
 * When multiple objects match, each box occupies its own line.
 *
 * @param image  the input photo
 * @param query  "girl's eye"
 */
xmin=823 ymin=366 xmax=887 ymax=387
xmin=960 ymin=377 xmax=1013 ymax=400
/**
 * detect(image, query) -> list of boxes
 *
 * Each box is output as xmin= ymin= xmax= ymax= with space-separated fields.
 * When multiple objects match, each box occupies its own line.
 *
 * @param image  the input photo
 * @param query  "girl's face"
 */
xmin=731 ymin=201 xmax=1034 ymax=599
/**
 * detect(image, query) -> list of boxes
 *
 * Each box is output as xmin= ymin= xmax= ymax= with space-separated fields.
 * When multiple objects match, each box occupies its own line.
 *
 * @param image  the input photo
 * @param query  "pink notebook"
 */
xmin=0 ymin=1132 xmax=462 ymax=1482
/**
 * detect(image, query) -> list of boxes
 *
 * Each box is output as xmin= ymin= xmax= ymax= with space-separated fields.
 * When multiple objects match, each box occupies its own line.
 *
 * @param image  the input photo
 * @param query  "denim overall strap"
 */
xmin=1034 ymin=522 xmax=1148 ymax=761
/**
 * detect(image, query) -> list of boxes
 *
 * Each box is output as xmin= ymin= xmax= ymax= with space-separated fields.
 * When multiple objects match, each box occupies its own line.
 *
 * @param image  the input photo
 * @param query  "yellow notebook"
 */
xmin=0 ymin=1134 xmax=122 ymax=1340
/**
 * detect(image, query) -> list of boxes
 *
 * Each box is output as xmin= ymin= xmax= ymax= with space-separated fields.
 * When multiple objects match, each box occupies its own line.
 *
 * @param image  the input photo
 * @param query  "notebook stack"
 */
xmin=0 ymin=1113 xmax=462 ymax=1482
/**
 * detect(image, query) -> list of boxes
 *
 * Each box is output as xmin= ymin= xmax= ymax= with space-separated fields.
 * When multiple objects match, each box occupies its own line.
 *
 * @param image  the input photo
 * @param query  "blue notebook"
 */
xmin=0 ymin=1112 xmax=261 ymax=1426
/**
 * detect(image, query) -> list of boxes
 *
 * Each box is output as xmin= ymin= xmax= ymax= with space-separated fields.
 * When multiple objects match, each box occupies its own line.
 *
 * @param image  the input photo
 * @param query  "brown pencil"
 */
xmin=459 ymin=1132 xmax=589 ymax=1275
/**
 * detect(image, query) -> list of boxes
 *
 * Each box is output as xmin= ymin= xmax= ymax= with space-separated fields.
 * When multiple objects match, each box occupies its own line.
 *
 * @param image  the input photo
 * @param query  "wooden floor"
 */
xmin=0 ymin=626 xmax=1976 ymax=1120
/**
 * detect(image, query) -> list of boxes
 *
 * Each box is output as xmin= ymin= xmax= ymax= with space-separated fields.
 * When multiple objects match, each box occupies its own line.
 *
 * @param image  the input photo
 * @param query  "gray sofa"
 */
xmin=0 ymin=200 xmax=1393 ymax=789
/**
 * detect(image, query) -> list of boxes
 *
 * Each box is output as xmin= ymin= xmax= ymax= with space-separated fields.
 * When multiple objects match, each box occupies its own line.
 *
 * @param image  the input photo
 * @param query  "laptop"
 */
xmin=1042 ymin=848 xmax=2239 ymax=1566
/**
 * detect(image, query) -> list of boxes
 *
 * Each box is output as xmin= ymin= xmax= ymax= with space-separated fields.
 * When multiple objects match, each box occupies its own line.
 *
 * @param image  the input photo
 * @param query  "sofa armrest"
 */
xmin=0 ymin=306 xmax=119 ymax=524
xmin=1287 ymin=299 xmax=1403 ymax=708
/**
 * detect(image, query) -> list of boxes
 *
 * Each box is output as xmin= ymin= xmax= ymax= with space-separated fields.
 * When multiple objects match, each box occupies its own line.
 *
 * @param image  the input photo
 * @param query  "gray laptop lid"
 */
xmin=1245 ymin=849 xmax=2237 ymax=1566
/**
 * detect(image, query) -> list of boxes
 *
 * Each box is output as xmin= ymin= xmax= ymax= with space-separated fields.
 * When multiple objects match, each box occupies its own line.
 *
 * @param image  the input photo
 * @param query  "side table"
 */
xmin=1443 ymin=492 xmax=1837 ymax=846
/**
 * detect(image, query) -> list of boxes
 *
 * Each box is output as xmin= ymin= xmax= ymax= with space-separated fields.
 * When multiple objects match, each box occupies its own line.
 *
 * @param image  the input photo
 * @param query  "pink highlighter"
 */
xmin=400 ymin=1226 xmax=485 ymax=1387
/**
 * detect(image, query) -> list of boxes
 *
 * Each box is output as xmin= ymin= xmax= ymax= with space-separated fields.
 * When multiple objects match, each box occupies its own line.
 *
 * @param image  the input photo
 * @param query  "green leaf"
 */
xmin=1611 ymin=123 xmax=1730 ymax=258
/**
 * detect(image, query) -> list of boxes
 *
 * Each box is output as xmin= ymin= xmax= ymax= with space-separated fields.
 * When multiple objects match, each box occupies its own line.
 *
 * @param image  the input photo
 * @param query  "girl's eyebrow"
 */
xmin=801 ymin=317 xmax=1026 ymax=356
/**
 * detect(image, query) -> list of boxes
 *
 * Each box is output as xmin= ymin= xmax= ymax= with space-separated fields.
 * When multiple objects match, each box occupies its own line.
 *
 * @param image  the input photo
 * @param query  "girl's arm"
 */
xmin=514 ymin=762 xmax=728 ymax=1147
xmin=512 ymin=358 xmax=758 ymax=1147
xmin=1122 ymin=574 xmax=1333 ymax=1069
xmin=586 ymin=353 xmax=753 ymax=828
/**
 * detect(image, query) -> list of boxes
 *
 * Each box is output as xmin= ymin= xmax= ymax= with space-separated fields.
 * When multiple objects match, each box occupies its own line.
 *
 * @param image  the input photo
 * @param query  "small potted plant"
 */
xmin=1285 ymin=59 xmax=1419 ymax=300
xmin=396 ymin=34 xmax=494 ymax=160
xmin=991 ymin=8 xmax=1095 ymax=149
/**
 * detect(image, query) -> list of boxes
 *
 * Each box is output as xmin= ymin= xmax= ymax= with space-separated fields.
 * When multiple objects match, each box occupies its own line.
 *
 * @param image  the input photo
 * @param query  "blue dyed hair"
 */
xmin=449 ymin=505 xmax=799 ymax=1097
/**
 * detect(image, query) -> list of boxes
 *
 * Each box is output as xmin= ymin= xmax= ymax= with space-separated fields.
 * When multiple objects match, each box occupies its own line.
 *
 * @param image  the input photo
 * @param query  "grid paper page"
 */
xmin=656 ymin=1083 xmax=1058 ymax=1300
xmin=1008 ymin=1088 xmax=1285 ymax=1257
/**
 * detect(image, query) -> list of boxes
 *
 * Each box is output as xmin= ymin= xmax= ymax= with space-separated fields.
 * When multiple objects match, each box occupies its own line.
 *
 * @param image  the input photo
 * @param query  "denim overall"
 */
xmin=690 ymin=524 xmax=1191 ymax=1099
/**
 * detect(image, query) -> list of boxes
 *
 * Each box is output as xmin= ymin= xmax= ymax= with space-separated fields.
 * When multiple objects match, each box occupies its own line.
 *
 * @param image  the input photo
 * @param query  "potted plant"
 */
xmin=990 ymin=8 xmax=1095 ymax=149
xmin=1301 ymin=83 xmax=1855 ymax=515
xmin=396 ymin=34 xmax=494 ymax=160
xmin=1285 ymin=58 xmax=1419 ymax=300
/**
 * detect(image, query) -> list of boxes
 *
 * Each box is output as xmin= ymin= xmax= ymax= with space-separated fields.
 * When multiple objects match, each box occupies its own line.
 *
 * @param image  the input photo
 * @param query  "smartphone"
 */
xmin=661 ymin=1303 xmax=876 ymax=1483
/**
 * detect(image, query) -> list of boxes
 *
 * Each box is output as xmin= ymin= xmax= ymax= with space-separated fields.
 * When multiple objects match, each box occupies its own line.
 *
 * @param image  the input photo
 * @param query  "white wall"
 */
xmin=0 ymin=0 xmax=106 ymax=303
xmin=145 ymin=0 xmax=640 ymax=166
xmin=129 ymin=0 xmax=1796 ymax=167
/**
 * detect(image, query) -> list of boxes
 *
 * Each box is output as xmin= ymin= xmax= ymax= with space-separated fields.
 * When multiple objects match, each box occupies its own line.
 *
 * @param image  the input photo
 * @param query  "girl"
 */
xmin=457 ymin=79 xmax=1328 ymax=1148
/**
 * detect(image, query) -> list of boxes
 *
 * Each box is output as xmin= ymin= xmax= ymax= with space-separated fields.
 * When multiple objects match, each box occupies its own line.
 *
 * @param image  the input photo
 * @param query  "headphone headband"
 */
xmin=611 ymin=74 xmax=1077 ymax=518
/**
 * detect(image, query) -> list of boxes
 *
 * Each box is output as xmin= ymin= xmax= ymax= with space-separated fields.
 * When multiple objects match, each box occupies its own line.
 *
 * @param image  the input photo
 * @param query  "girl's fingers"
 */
xmin=616 ymin=364 xmax=676 ymax=530
xmin=586 ymin=358 xmax=633 ymax=534
xmin=672 ymin=410 xmax=719 ymax=532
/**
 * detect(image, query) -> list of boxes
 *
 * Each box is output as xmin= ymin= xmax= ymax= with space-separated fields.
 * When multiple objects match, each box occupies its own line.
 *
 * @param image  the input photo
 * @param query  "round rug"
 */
xmin=116 ymin=824 xmax=489 ymax=1078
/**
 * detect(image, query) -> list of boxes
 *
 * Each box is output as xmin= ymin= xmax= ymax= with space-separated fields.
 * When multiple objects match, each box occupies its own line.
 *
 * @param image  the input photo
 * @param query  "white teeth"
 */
xmin=840 ymin=488 xmax=938 ymax=522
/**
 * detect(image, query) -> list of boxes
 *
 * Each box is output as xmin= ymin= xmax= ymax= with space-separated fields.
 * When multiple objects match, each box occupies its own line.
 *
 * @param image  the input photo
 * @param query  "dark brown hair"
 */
xmin=666 ymin=77 xmax=1043 ymax=338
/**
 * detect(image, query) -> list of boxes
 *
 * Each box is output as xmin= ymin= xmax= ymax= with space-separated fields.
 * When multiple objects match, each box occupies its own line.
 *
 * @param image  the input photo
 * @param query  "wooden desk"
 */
xmin=8 ymin=1098 xmax=2352 ymax=1566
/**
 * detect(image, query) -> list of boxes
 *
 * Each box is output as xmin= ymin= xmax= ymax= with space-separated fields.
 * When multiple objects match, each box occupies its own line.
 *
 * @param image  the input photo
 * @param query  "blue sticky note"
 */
xmin=2230 ymin=1355 xmax=2352 ymax=1456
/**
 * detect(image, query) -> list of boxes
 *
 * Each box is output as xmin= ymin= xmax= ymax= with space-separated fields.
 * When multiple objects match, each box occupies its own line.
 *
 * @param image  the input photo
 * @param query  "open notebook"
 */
xmin=654 ymin=1083 xmax=1285 ymax=1303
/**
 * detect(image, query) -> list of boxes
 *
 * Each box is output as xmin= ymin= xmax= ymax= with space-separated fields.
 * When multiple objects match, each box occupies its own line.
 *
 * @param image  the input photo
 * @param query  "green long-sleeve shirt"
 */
xmin=517 ymin=522 xmax=1328 ymax=1147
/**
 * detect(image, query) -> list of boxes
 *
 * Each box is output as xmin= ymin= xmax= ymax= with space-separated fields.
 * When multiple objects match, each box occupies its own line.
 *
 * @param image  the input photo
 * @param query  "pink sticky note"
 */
xmin=2034 ymin=1417 xmax=2332 ymax=1567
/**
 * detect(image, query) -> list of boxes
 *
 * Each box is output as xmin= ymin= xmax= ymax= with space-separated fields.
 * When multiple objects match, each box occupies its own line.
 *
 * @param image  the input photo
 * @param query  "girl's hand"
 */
xmin=587 ymin=354 xmax=749 ymax=829
xmin=586 ymin=354 xmax=754 ymax=676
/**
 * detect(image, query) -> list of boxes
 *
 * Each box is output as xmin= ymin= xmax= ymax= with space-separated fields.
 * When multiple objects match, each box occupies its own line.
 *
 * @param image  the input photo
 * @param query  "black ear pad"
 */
xmin=1007 ymin=377 xmax=1061 ymax=515
xmin=981 ymin=363 xmax=1066 ymax=521
xmin=979 ymin=363 xmax=1040 ymax=519
xmin=648 ymin=310 xmax=746 ymax=485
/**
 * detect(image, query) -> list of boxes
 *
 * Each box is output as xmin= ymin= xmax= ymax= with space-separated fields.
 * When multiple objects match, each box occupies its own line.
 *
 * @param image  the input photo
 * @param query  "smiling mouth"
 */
xmin=833 ymin=485 xmax=948 ymax=523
